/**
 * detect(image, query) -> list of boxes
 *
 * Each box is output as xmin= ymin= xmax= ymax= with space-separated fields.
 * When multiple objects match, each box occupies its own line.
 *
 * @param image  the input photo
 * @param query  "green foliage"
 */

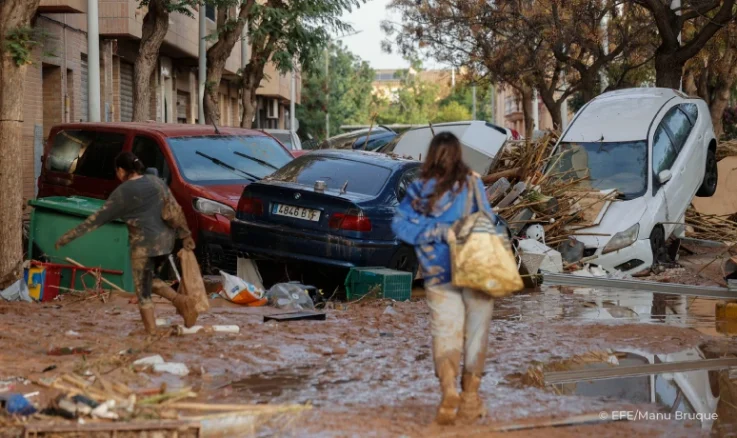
xmin=246 ymin=0 xmax=360 ymax=75
xmin=437 ymin=81 xmax=494 ymax=122
xmin=3 ymin=27 xmax=38 ymax=66
xmin=373 ymin=60 xmax=440 ymax=125
xmin=434 ymin=101 xmax=472 ymax=123
xmin=297 ymin=43 xmax=374 ymax=140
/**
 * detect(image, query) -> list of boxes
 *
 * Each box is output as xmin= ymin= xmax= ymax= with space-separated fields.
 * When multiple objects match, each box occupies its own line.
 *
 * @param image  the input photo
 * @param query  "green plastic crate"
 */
xmin=345 ymin=267 xmax=412 ymax=301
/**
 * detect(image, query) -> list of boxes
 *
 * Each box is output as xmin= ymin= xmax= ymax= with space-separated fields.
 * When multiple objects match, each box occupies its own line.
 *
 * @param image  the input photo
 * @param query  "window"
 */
xmin=652 ymin=126 xmax=678 ymax=177
xmin=681 ymin=103 xmax=699 ymax=124
xmin=661 ymin=106 xmax=693 ymax=153
xmin=205 ymin=5 xmax=216 ymax=21
xmin=269 ymin=156 xmax=392 ymax=196
xmin=47 ymin=130 xmax=126 ymax=180
xmin=397 ymin=167 xmax=420 ymax=201
xmin=548 ymin=141 xmax=648 ymax=200
xmin=132 ymin=136 xmax=170 ymax=182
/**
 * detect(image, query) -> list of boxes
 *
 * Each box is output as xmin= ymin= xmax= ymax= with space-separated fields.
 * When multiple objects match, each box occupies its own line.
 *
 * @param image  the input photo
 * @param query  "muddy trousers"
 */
xmin=426 ymin=284 xmax=494 ymax=423
xmin=426 ymin=283 xmax=494 ymax=377
xmin=131 ymin=255 xmax=171 ymax=309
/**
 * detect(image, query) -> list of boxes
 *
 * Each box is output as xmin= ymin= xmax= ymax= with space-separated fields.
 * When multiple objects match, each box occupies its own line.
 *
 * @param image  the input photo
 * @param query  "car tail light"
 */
xmin=329 ymin=212 xmax=372 ymax=232
xmin=237 ymin=196 xmax=264 ymax=216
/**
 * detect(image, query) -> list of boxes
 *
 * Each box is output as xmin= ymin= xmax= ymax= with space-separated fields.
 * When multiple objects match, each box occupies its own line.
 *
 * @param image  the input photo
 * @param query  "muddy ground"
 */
xmin=1 ymin=256 xmax=737 ymax=437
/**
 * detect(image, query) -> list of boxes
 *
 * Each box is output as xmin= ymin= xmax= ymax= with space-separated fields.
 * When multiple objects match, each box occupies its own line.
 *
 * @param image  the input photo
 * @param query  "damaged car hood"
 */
xmin=569 ymin=197 xmax=648 ymax=249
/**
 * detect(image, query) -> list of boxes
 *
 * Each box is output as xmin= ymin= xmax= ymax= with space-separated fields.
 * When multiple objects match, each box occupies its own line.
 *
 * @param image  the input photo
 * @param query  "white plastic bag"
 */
xmin=219 ymin=271 xmax=265 ymax=305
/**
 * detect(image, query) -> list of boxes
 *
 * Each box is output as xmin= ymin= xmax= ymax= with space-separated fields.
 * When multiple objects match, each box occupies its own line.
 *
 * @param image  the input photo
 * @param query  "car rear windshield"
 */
xmin=547 ymin=141 xmax=648 ymax=200
xmin=167 ymin=135 xmax=292 ymax=184
xmin=268 ymin=155 xmax=392 ymax=196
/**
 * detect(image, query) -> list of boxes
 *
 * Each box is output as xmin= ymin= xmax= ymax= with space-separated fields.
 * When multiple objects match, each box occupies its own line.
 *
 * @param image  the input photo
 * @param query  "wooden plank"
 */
xmin=546 ymin=357 xmax=737 ymax=385
xmin=24 ymin=420 xmax=200 ymax=434
xmin=486 ymin=177 xmax=511 ymax=204
xmin=496 ymin=182 xmax=527 ymax=208
xmin=491 ymin=413 xmax=618 ymax=433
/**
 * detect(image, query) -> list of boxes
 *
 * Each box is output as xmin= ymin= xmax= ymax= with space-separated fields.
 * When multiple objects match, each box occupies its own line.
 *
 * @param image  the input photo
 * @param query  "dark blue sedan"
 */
xmin=231 ymin=150 xmax=421 ymax=274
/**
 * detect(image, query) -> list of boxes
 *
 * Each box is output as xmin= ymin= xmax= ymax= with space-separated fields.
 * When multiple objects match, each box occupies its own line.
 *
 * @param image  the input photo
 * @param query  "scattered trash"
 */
xmin=266 ymin=283 xmax=316 ymax=311
xmin=42 ymin=365 xmax=57 ymax=373
xmin=383 ymin=306 xmax=398 ymax=316
xmin=133 ymin=355 xmax=165 ymax=367
xmin=236 ymin=257 xmax=265 ymax=292
xmin=156 ymin=317 xmax=173 ymax=327
xmin=0 ymin=279 xmax=32 ymax=302
xmin=153 ymin=362 xmax=190 ymax=376
xmin=174 ymin=325 xmax=240 ymax=335
xmin=220 ymin=270 xmax=267 ymax=306
xmin=263 ymin=311 xmax=326 ymax=322
xmin=47 ymin=347 xmax=92 ymax=356
xmin=558 ymin=238 xmax=585 ymax=264
xmin=65 ymin=330 xmax=81 ymax=337
xmin=1 ymin=393 xmax=37 ymax=416
xmin=518 ymin=239 xmax=563 ymax=274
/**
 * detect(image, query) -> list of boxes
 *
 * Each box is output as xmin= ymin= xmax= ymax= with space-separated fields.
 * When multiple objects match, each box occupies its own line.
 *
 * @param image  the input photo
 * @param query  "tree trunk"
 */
xmin=654 ymin=51 xmax=685 ymax=90
xmin=520 ymin=86 xmax=534 ymax=138
xmin=133 ymin=0 xmax=169 ymax=122
xmin=204 ymin=4 xmax=252 ymax=125
xmin=537 ymin=87 xmax=563 ymax=131
xmin=0 ymin=0 xmax=41 ymax=289
xmin=240 ymin=67 xmax=264 ymax=128
xmin=711 ymin=85 xmax=730 ymax=139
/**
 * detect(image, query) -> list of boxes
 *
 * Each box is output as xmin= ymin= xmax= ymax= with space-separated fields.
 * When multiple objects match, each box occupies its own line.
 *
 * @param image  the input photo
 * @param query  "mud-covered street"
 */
xmin=3 ymin=265 xmax=736 ymax=437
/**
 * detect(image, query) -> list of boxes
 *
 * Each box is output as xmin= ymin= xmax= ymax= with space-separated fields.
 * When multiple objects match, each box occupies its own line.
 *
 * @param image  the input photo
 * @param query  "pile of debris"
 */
xmin=484 ymin=135 xmax=619 ymax=272
xmin=2 ymin=369 xmax=310 ymax=435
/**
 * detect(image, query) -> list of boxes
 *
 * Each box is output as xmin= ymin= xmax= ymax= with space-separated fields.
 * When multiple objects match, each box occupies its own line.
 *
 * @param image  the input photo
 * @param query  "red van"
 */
xmin=38 ymin=123 xmax=295 ymax=273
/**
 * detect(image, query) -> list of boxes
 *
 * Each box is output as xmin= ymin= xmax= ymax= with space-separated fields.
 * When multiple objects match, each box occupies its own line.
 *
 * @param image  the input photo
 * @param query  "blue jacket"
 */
xmin=392 ymin=176 xmax=493 ymax=287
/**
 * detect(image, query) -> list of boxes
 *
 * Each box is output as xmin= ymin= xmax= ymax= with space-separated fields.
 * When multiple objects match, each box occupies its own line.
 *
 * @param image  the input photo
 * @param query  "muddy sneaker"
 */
xmin=172 ymin=294 xmax=199 ymax=328
xmin=435 ymin=392 xmax=461 ymax=425
xmin=457 ymin=373 xmax=487 ymax=423
xmin=434 ymin=358 xmax=461 ymax=425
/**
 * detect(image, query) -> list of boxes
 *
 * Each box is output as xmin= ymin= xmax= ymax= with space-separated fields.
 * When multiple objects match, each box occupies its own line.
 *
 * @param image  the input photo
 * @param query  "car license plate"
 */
xmin=273 ymin=203 xmax=320 ymax=222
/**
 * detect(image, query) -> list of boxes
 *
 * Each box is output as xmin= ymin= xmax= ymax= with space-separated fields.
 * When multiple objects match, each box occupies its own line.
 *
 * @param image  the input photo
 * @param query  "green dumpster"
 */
xmin=28 ymin=196 xmax=133 ymax=293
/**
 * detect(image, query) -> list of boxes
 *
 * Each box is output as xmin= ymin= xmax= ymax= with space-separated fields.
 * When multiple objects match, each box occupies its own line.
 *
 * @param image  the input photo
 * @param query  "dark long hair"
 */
xmin=415 ymin=132 xmax=470 ymax=214
xmin=115 ymin=151 xmax=145 ymax=177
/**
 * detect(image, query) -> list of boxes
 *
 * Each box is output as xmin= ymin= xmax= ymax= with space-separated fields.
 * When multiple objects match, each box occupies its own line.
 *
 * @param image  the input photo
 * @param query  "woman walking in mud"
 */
xmin=392 ymin=132 xmax=494 ymax=425
xmin=56 ymin=152 xmax=199 ymax=335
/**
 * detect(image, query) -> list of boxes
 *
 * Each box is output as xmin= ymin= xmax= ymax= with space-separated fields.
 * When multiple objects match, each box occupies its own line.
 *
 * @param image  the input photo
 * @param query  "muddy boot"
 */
xmin=139 ymin=305 xmax=157 ymax=336
xmin=457 ymin=373 xmax=486 ymax=423
xmin=152 ymin=279 xmax=199 ymax=328
xmin=435 ymin=359 xmax=461 ymax=425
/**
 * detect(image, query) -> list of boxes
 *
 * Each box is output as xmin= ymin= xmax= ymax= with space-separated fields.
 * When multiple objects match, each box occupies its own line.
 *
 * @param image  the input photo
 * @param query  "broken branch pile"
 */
xmin=486 ymin=135 xmax=615 ymax=245
xmin=685 ymin=207 xmax=737 ymax=242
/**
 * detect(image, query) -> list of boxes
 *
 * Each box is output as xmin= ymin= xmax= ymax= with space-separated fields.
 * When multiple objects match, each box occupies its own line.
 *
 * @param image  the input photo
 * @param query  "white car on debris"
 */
xmin=548 ymin=88 xmax=718 ymax=274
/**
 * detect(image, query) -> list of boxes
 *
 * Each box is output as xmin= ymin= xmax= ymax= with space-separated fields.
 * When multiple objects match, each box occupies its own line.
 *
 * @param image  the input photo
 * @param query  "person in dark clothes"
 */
xmin=56 ymin=152 xmax=199 ymax=334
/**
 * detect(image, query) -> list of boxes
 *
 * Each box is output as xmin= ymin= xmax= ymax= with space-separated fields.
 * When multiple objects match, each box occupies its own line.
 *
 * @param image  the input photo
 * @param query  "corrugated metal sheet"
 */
xmin=120 ymin=61 xmax=134 ymax=122
xmin=80 ymin=56 xmax=88 ymax=122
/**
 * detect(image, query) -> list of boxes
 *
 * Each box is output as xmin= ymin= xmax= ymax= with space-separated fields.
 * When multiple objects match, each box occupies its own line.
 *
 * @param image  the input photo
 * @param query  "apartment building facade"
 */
xmin=494 ymin=85 xmax=573 ymax=137
xmin=21 ymin=0 xmax=300 ymax=201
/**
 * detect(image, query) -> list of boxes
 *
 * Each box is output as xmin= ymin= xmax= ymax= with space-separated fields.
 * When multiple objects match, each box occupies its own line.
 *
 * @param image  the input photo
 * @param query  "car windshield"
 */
xmin=167 ymin=135 xmax=292 ymax=184
xmin=268 ymin=155 xmax=392 ymax=196
xmin=547 ymin=141 xmax=648 ymax=200
xmin=269 ymin=133 xmax=292 ymax=149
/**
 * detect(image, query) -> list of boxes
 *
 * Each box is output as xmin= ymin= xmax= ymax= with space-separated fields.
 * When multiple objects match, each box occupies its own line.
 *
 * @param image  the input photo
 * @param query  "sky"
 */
xmin=338 ymin=0 xmax=409 ymax=70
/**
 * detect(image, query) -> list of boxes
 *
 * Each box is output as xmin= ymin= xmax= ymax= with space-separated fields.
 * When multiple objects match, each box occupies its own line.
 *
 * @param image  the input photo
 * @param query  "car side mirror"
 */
xmin=658 ymin=169 xmax=672 ymax=185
